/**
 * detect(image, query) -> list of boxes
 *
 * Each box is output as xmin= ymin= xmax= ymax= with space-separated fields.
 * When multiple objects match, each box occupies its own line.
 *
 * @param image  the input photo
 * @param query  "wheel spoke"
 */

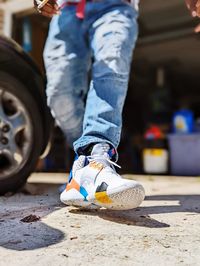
xmin=0 ymin=88 xmax=33 ymax=179
xmin=9 ymin=110 xmax=26 ymax=134
xmin=3 ymin=144 xmax=23 ymax=166
xmin=0 ymin=137 xmax=23 ymax=178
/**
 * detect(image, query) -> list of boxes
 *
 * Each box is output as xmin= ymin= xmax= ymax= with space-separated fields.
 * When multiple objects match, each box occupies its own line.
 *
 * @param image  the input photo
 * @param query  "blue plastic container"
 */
xmin=172 ymin=110 xmax=194 ymax=134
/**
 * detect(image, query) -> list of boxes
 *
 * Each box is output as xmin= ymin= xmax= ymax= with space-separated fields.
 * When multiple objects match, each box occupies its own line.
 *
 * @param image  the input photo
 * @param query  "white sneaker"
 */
xmin=60 ymin=143 xmax=145 ymax=210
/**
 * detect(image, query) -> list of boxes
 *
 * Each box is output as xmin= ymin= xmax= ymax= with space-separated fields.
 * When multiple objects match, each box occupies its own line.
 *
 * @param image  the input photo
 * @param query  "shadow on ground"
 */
xmin=144 ymin=195 xmax=200 ymax=214
xmin=70 ymin=194 xmax=200 ymax=228
xmin=0 ymin=183 xmax=65 ymax=251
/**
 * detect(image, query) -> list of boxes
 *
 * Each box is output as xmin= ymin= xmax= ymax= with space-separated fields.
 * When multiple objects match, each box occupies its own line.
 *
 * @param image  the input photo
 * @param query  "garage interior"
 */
xmin=9 ymin=0 xmax=200 ymax=175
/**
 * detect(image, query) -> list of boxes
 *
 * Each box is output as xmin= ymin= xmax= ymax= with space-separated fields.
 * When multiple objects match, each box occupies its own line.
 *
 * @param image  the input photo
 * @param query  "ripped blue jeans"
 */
xmin=43 ymin=0 xmax=138 ymax=154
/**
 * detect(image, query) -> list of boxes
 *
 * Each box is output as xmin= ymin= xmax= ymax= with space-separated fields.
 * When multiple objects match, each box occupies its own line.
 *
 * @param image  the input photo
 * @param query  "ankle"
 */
xmin=77 ymin=142 xmax=118 ymax=162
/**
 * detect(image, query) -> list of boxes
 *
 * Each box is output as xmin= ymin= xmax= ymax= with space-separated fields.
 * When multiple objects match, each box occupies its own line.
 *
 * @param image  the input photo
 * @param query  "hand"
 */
xmin=194 ymin=23 xmax=200 ymax=32
xmin=185 ymin=0 xmax=200 ymax=33
xmin=185 ymin=0 xmax=198 ymax=17
xmin=34 ymin=0 xmax=60 ymax=17
xmin=196 ymin=0 xmax=200 ymax=17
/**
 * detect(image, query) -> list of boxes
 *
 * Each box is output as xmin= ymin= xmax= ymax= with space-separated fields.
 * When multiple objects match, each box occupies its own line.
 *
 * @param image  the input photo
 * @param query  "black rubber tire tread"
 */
xmin=0 ymin=71 xmax=43 ymax=195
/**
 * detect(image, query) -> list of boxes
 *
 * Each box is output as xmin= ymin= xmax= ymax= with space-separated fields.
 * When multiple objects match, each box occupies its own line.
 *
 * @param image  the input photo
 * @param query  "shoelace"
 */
xmin=87 ymin=153 xmax=121 ymax=170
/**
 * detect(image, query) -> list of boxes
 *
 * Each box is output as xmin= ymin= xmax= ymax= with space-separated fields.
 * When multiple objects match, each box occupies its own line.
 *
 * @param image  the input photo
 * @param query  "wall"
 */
xmin=0 ymin=0 xmax=33 ymax=36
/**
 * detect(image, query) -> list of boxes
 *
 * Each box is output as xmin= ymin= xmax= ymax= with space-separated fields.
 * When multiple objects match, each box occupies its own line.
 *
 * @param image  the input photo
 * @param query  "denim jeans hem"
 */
xmin=73 ymin=136 xmax=119 ymax=161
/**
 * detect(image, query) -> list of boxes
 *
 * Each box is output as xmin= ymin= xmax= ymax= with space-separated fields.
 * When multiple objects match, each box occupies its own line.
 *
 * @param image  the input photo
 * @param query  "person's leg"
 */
xmin=43 ymin=7 xmax=90 ymax=148
xmin=61 ymin=2 xmax=145 ymax=210
xmin=73 ymin=2 xmax=138 ymax=153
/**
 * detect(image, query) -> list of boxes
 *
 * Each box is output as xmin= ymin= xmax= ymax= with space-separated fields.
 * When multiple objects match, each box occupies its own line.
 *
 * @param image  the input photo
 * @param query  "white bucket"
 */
xmin=143 ymin=149 xmax=169 ymax=174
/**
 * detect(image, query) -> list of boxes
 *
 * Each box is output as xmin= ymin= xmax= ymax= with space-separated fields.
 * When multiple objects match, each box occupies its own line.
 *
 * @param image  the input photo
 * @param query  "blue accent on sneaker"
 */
xmin=59 ymin=154 xmax=79 ymax=193
xmin=68 ymin=154 xmax=79 ymax=183
xmin=80 ymin=186 xmax=88 ymax=201
xmin=108 ymin=148 xmax=116 ymax=160
xmin=84 ymin=156 xmax=89 ymax=167
xmin=68 ymin=169 xmax=73 ymax=183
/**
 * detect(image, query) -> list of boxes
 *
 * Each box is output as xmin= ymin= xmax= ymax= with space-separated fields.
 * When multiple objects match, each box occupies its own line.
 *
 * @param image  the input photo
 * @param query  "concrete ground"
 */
xmin=0 ymin=173 xmax=200 ymax=266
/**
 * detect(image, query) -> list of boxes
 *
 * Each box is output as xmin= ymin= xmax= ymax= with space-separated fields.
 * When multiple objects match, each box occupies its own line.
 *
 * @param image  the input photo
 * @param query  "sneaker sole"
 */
xmin=92 ymin=184 xmax=145 ymax=210
xmin=61 ymin=197 xmax=101 ymax=210
xmin=61 ymin=184 xmax=145 ymax=211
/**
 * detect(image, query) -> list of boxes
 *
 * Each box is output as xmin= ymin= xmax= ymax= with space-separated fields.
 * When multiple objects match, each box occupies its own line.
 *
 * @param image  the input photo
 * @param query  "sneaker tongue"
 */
xmin=91 ymin=143 xmax=110 ymax=156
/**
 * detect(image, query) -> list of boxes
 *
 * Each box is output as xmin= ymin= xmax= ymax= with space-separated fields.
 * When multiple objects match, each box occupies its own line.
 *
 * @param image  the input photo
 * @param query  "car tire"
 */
xmin=0 ymin=71 xmax=44 ymax=194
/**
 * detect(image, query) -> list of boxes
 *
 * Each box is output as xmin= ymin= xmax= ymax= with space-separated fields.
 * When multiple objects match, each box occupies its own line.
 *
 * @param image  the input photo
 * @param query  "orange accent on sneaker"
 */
xmin=66 ymin=179 xmax=80 ymax=192
xmin=89 ymin=161 xmax=104 ymax=171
